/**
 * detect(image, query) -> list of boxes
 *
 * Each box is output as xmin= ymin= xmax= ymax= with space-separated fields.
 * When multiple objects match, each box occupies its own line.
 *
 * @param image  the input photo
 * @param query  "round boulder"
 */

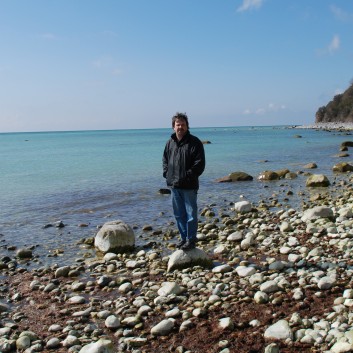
xmin=216 ymin=171 xmax=253 ymax=182
xmin=303 ymin=163 xmax=317 ymax=169
xmin=305 ymin=174 xmax=330 ymax=187
xmin=95 ymin=220 xmax=135 ymax=254
xmin=332 ymin=162 xmax=353 ymax=173
xmin=258 ymin=171 xmax=280 ymax=181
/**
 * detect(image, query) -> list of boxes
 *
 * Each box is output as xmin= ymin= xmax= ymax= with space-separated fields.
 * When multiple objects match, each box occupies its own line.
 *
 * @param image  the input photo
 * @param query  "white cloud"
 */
xmin=92 ymin=56 xmax=113 ymax=69
xmin=331 ymin=5 xmax=353 ymax=23
xmin=328 ymin=35 xmax=340 ymax=54
xmin=112 ymin=68 xmax=122 ymax=76
xmin=243 ymin=103 xmax=286 ymax=115
xmin=237 ymin=0 xmax=264 ymax=13
xmin=40 ymin=33 xmax=57 ymax=40
xmin=101 ymin=30 xmax=119 ymax=38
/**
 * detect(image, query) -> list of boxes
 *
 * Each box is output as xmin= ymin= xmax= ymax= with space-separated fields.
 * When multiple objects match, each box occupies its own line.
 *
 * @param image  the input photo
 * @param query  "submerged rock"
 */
xmin=216 ymin=171 xmax=253 ymax=182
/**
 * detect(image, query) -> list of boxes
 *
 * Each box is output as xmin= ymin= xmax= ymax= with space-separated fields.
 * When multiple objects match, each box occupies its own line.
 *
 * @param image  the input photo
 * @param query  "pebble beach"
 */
xmin=3 ymin=123 xmax=353 ymax=353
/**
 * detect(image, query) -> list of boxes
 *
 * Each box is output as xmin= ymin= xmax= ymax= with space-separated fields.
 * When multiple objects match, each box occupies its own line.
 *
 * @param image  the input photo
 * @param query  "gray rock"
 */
xmin=264 ymin=343 xmax=280 ymax=353
xmin=233 ymin=201 xmax=252 ymax=214
xmin=46 ymin=337 xmax=61 ymax=349
xmin=16 ymin=336 xmax=31 ymax=350
xmin=94 ymin=220 xmax=135 ymax=253
xmin=260 ymin=280 xmax=280 ymax=293
xmin=150 ymin=319 xmax=174 ymax=336
xmin=264 ymin=319 xmax=293 ymax=340
xmin=79 ymin=339 xmax=114 ymax=353
xmin=235 ymin=266 xmax=256 ymax=277
xmin=318 ymin=276 xmax=335 ymax=290
xmin=305 ymin=174 xmax=330 ymax=187
xmin=301 ymin=206 xmax=334 ymax=222
xmin=330 ymin=341 xmax=353 ymax=353
xmin=158 ymin=282 xmax=183 ymax=296
xmin=55 ymin=266 xmax=70 ymax=278
xmin=219 ymin=317 xmax=234 ymax=329
xmin=16 ymin=248 xmax=33 ymax=259
xmin=105 ymin=315 xmax=120 ymax=329
xmin=167 ymin=249 xmax=213 ymax=272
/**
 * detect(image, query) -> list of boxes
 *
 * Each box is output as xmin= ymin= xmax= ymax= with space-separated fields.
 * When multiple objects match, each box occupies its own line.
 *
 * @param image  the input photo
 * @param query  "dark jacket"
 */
xmin=163 ymin=131 xmax=205 ymax=189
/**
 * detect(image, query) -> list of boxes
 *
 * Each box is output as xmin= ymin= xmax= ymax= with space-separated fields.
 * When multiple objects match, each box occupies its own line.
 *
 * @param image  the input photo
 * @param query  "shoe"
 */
xmin=181 ymin=240 xmax=196 ymax=250
xmin=176 ymin=239 xmax=186 ymax=249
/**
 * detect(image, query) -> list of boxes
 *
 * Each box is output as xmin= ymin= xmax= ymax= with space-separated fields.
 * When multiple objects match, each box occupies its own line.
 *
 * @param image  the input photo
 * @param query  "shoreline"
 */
xmin=3 ymin=170 xmax=353 ymax=352
xmin=296 ymin=122 xmax=353 ymax=131
xmin=3 ymin=130 xmax=353 ymax=352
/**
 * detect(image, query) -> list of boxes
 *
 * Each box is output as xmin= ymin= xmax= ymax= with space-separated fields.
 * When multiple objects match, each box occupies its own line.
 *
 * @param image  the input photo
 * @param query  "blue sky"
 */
xmin=0 ymin=0 xmax=352 ymax=132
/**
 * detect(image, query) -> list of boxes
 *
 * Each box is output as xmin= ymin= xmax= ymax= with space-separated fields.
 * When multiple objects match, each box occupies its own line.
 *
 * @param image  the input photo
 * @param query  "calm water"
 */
xmin=1 ymin=126 xmax=352 ymax=266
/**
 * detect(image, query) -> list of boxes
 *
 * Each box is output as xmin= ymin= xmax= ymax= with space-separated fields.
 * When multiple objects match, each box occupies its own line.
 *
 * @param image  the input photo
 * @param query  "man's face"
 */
xmin=173 ymin=118 xmax=188 ymax=140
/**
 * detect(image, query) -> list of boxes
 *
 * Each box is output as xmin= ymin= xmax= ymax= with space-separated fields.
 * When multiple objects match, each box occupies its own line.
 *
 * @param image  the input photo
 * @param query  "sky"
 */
xmin=0 ymin=0 xmax=353 ymax=132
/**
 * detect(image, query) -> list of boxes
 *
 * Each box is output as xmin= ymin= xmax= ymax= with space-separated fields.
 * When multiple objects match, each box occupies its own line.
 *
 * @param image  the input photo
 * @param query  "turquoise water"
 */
xmin=1 ymin=126 xmax=352 ymax=265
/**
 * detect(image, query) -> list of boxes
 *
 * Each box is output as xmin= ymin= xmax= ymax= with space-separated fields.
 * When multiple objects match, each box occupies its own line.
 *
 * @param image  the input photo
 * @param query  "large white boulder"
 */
xmin=167 ymin=249 xmax=213 ymax=272
xmin=264 ymin=320 xmax=293 ymax=341
xmin=94 ymin=220 xmax=135 ymax=253
xmin=233 ymin=200 xmax=252 ymax=213
xmin=301 ymin=206 xmax=334 ymax=222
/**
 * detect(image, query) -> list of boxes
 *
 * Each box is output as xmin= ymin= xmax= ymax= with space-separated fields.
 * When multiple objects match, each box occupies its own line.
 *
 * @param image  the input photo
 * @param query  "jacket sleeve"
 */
xmin=187 ymin=140 xmax=205 ymax=178
xmin=162 ymin=143 xmax=169 ymax=178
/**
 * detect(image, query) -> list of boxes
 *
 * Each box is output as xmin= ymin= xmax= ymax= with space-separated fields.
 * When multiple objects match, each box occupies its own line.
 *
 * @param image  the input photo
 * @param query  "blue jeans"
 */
xmin=171 ymin=188 xmax=198 ymax=242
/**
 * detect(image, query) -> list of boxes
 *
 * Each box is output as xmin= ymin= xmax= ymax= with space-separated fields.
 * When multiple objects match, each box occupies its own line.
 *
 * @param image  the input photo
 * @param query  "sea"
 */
xmin=1 ymin=125 xmax=352 ymax=267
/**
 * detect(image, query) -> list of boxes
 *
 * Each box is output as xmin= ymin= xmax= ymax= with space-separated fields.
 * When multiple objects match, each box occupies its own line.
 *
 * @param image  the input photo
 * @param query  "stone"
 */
xmin=260 ymin=280 xmax=280 ymax=293
xmin=105 ymin=315 xmax=120 ymax=329
xmin=212 ymin=264 xmax=233 ymax=273
xmin=317 ymin=276 xmax=335 ymax=290
xmin=150 ymin=319 xmax=174 ymax=336
xmin=227 ymin=231 xmax=243 ymax=242
xmin=55 ymin=266 xmax=71 ymax=278
xmin=0 ymin=303 xmax=10 ymax=313
xmin=46 ymin=337 xmax=61 ymax=349
xmin=304 ymin=163 xmax=317 ymax=169
xmin=94 ymin=220 xmax=135 ymax=253
xmin=219 ymin=317 xmax=234 ymax=329
xmin=305 ymin=174 xmax=330 ymax=187
xmin=301 ymin=206 xmax=334 ymax=222
xmin=333 ymin=162 xmax=353 ymax=173
xmin=264 ymin=319 xmax=293 ymax=340
xmin=233 ymin=201 xmax=252 ymax=213
xmin=254 ymin=291 xmax=269 ymax=304
xmin=264 ymin=343 xmax=280 ymax=353
xmin=258 ymin=171 xmax=280 ymax=181
xmin=79 ymin=339 xmax=114 ymax=353
xmin=157 ymin=282 xmax=183 ymax=296
xmin=216 ymin=171 xmax=253 ymax=182
xmin=16 ymin=248 xmax=32 ymax=259
xmin=330 ymin=341 xmax=353 ymax=353
xmin=16 ymin=336 xmax=31 ymax=350
xmin=280 ymin=221 xmax=293 ymax=232
xmin=167 ymin=249 xmax=213 ymax=272
xmin=235 ymin=266 xmax=256 ymax=277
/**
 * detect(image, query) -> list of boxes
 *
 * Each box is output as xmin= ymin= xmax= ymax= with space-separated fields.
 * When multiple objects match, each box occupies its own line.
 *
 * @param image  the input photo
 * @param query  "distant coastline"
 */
xmin=296 ymin=122 xmax=353 ymax=131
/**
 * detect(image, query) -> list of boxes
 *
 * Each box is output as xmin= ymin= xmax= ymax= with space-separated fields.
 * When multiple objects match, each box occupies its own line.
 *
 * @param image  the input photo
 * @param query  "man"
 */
xmin=163 ymin=112 xmax=206 ymax=250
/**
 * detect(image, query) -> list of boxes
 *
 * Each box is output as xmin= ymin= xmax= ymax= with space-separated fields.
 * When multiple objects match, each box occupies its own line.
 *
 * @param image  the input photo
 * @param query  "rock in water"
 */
xmin=305 ymin=174 xmax=330 ymax=187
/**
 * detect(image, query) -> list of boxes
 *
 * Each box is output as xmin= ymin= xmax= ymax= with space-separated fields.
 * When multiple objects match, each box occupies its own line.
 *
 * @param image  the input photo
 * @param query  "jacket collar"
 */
xmin=171 ymin=130 xmax=190 ymax=144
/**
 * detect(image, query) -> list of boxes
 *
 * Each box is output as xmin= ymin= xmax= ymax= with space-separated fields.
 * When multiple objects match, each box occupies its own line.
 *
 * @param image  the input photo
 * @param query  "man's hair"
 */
xmin=172 ymin=112 xmax=189 ymax=129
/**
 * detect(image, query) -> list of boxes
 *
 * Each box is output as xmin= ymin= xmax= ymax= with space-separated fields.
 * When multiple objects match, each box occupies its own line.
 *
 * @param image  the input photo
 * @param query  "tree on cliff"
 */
xmin=315 ymin=82 xmax=353 ymax=123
